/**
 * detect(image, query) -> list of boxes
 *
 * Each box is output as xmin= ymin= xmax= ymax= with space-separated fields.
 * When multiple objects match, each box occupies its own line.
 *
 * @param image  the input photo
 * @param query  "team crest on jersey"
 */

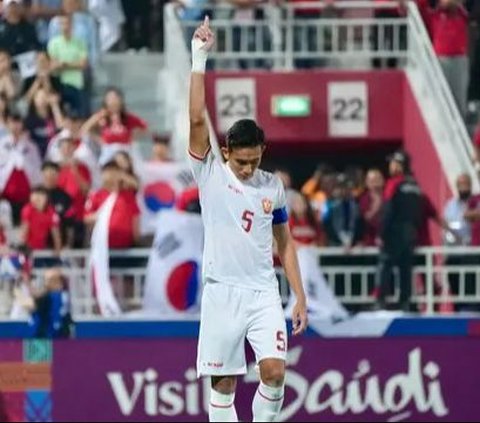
xmin=262 ymin=198 xmax=273 ymax=214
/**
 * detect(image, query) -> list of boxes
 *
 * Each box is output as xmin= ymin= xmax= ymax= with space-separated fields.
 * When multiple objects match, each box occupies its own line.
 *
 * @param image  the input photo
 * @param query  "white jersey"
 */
xmin=189 ymin=147 xmax=288 ymax=291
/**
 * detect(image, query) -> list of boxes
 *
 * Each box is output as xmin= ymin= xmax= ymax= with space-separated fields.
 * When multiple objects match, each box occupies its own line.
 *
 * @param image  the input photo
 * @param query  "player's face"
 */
xmin=224 ymin=146 xmax=264 ymax=181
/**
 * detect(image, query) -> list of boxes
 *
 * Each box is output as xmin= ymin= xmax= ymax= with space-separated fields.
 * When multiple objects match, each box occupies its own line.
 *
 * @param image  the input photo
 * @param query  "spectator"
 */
xmin=359 ymin=168 xmax=384 ymax=246
xmin=323 ymin=173 xmax=362 ymax=248
xmin=417 ymin=193 xmax=455 ymax=246
xmin=375 ymin=151 xmax=423 ymax=312
xmin=302 ymin=164 xmax=333 ymax=219
xmin=420 ymin=0 xmax=469 ymax=117
xmin=22 ymin=51 xmax=62 ymax=104
xmin=57 ymin=134 xmax=91 ymax=247
xmin=20 ymin=186 xmax=62 ymax=253
xmin=227 ymin=0 xmax=271 ymax=69
xmin=0 ymin=112 xmax=42 ymax=224
xmin=289 ymin=0 xmax=339 ymax=69
xmin=24 ymin=89 xmax=63 ymax=158
xmin=444 ymin=173 xmax=472 ymax=246
xmin=345 ymin=166 xmax=366 ymax=198
xmin=152 ymin=133 xmax=172 ymax=162
xmin=29 ymin=0 xmax=63 ymax=45
xmin=289 ymin=191 xmax=324 ymax=246
xmin=464 ymin=182 xmax=480 ymax=246
xmin=446 ymin=173 xmax=478 ymax=311
xmin=30 ymin=267 xmax=72 ymax=338
xmin=82 ymin=87 xmax=148 ymax=163
xmin=0 ymin=49 xmax=21 ymax=100
xmin=47 ymin=13 xmax=88 ymax=116
xmin=42 ymin=161 xmax=74 ymax=247
xmin=0 ymin=94 xmax=10 ymax=137
xmin=0 ymin=0 xmax=41 ymax=58
xmin=84 ymin=161 xmax=140 ymax=249
xmin=372 ymin=0 xmax=408 ymax=68
xmin=48 ymin=0 xmax=99 ymax=67
xmin=113 ymin=150 xmax=139 ymax=191
xmin=0 ymin=224 xmax=5 ymax=246
xmin=46 ymin=109 xmax=83 ymax=162
xmin=121 ymin=0 xmax=150 ymax=51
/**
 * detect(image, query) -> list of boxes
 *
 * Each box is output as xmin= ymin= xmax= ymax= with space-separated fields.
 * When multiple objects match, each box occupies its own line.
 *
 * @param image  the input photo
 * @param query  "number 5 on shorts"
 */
xmin=242 ymin=210 xmax=254 ymax=233
xmin=276 ymin=331 xmax=286 ymax=352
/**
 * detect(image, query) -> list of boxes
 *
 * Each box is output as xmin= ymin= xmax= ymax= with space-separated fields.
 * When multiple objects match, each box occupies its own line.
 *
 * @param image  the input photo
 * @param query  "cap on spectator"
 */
xmin=388 ymin=150 xmax=410 ymax=169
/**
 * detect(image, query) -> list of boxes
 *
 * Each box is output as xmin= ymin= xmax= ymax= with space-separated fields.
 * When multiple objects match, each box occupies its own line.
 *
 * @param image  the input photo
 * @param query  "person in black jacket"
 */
xmin=0 ymin=0 xmax=40 ymax=57
xmin=375 ymin=150 xmax=423 ymax=312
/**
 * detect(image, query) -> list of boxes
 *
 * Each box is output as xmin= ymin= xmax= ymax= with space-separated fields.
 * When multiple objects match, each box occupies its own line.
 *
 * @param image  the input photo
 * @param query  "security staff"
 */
xmin=375 ymin=150 xmax=423 ymax=312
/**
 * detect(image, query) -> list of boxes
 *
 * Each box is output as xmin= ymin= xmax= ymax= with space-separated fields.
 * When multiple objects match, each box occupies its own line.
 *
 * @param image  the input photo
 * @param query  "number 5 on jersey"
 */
xmin=242 ymin=210 xmax=255 ymax=233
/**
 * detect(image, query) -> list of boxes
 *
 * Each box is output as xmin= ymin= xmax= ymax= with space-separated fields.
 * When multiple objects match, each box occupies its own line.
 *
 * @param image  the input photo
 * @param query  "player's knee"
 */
xmin=260 ymin=361 xmax=285 ymax=387
xmin=211 ymin=376 xmax=237 ymax=394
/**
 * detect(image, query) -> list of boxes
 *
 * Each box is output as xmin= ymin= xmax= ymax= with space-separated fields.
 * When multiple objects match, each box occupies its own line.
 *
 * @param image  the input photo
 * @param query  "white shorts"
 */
xmin=197 ymin=281 xmax=287 ymax=377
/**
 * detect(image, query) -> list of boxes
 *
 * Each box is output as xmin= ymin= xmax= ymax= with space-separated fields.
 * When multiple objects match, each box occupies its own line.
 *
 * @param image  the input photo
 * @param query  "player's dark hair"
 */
xmin=226 ymin=119 xmax=265 ymax=151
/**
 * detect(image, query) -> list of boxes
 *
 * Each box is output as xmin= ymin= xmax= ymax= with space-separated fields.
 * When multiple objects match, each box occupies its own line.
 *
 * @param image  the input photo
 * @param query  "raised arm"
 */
xmin=189 ymin=16 xmax=215 ymax=158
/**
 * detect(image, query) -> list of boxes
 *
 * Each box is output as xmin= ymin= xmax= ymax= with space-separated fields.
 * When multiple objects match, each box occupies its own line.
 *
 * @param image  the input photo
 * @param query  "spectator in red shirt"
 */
xmin=84 ymin=161 xmax=140 ymax=249
xmin=420 ymin=0 xmax=469 ymax=117
xmin=0 ymin=112 xmax=42 ymax=224
xmin=57 ymin=134 xmax=91 ymax=247
xmin=359 ymin=169 xmax=384 ymax=246
xmin=42 ymin=161 xmax=74 ymax=247
xmin=289 ymin=191 xmax=324 ymax=246
xmin=82 ymin=87 xmax=148 ymax=163
xmin=20 ymin=186 xmax=62 ymax=253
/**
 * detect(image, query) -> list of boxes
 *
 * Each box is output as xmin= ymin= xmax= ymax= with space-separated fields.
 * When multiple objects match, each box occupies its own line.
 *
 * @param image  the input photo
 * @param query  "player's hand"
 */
xmin=292 ymin=300 xmax=308 ymax=336
xmin=192 ymin=16 xmax=215 ymax=52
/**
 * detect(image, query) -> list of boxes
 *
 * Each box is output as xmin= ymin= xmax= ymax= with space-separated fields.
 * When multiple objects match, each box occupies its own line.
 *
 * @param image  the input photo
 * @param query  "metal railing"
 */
xmin=1 ymin=246 xmax=478 ymax=319
xmin=174 ymin=1 xmax=408 ymax=70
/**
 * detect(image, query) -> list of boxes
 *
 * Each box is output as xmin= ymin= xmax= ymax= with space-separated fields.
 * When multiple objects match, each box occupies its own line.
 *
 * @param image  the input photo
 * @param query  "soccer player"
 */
xmin=189 ymin=17 xmax=308 ymax=422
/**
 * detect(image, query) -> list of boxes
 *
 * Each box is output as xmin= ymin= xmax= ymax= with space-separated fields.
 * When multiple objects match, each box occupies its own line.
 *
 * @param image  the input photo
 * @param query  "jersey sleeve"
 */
xmin=272 ymin=177 xmax=288 ymax=225
xmin=188 ymin=146 xmax=215 ymax=186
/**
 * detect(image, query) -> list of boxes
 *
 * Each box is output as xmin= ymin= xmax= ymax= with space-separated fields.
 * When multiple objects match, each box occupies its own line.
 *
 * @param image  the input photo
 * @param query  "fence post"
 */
xmin=425 ymin=249 xmax=435 ymax=315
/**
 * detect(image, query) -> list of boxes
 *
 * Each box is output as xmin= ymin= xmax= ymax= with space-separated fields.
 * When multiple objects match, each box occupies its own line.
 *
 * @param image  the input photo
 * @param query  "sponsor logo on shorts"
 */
xmin=206 ymin=362 xmax=224 ymax=369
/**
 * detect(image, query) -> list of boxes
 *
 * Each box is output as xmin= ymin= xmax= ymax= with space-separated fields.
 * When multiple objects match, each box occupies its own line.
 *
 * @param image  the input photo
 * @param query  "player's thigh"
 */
xmin=197 ymin=283 xmax=248 ymax=376
xmin=246 ymin=291 xmax=287 ymax=364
